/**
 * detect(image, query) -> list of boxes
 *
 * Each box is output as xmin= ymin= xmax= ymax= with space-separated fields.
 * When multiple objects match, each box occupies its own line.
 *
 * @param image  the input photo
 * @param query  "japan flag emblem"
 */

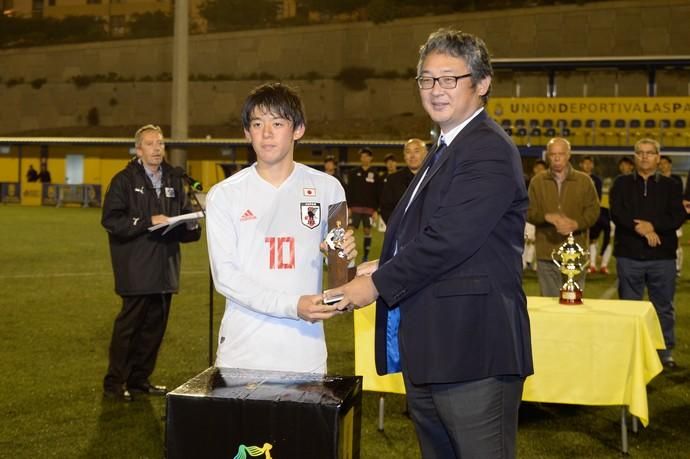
xmin=300 ymin=202 xmax=321 ymax=229
xmin=303 ymin=187 xmax=316 ymax=197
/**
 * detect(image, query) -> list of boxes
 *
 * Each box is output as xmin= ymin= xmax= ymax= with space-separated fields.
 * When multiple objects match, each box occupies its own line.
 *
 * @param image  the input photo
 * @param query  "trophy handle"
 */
xmin=550 ymin=249 xmax=562 ymax=268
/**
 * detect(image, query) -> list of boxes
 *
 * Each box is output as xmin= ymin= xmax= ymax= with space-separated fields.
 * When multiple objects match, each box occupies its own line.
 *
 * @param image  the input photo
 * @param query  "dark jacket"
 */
xmin=102 ymin=159 xmax=201 ymax=296
xmin=372 ymin=111 xmax=533 ymax=384
xmin=610 ymin=172 xmax=685 ymax=260
xmin=379 ymin=167 xmax=414 ymax=224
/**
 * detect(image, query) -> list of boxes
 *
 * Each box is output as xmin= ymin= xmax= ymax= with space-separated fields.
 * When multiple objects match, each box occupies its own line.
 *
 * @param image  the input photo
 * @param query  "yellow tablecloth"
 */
xmin=353 ymin=296 xmax=664 ymax=426
xmin=523 ymin=296 xmax=664 ymax=426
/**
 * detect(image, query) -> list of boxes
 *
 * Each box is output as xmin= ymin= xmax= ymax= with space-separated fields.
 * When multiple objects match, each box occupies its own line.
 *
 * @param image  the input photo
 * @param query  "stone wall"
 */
xmin=1 ymin=0 xmax=688 ymax=136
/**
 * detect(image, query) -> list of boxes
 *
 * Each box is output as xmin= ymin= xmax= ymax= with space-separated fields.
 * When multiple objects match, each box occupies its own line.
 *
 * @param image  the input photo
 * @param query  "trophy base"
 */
xmin=559 ymin=289 xmax=583 ymax=305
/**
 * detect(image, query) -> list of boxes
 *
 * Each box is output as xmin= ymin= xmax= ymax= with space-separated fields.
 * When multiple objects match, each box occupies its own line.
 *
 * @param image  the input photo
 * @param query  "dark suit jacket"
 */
xmin=371 ymin=110 xmax=534 ymax=385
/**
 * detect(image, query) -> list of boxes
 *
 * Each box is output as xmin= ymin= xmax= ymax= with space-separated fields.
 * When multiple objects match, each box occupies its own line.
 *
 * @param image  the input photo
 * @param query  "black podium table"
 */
xmin=166 ymin=367 xmax=362 ymax=459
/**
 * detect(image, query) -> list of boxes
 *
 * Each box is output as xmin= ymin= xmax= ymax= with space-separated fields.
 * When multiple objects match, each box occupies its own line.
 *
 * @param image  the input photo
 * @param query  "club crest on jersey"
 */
xmin=300 ymin=202 xmax=321 ymax=229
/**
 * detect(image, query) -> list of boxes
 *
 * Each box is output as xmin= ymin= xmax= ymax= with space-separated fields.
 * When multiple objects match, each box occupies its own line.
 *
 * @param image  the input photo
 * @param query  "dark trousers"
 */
xmin=103 ymin=293 xmax=171 ymax=390
xmin=617 ymin=257 xmax=676 ymax=355
xmin=403 ymin=372 xmax=524 ymax=459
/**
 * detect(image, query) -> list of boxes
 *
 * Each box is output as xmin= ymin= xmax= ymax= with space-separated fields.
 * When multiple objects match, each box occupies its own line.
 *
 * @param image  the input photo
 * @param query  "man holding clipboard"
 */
xmin=102 ymin=125 xmax=201 ymax=401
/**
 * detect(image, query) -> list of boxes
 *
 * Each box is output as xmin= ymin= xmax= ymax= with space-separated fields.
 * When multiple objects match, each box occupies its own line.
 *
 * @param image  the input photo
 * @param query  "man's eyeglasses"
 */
xmin=635 ymin=150 xmax=658 ymax=157
xmin=416 ymin=73 xmax=472 ymax=90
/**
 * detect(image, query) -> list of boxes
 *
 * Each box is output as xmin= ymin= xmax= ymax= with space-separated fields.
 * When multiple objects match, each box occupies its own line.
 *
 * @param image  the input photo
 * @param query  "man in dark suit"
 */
xmin=328 ymin=28 xmax=533 ymax=458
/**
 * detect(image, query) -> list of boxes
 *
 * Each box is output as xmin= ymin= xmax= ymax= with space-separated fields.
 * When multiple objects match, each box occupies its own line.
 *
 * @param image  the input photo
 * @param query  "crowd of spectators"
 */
xmin=324 ymin=135 xmax=684 ymax=370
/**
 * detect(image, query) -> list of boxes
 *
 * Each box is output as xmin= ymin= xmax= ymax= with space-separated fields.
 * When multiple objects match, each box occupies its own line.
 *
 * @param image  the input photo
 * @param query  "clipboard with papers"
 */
xmin=148 ymin=211 xmax=204 ymax=235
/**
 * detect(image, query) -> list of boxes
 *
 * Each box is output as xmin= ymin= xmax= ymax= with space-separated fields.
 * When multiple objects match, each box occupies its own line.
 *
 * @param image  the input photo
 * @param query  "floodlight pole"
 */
xmin=170 ymin=0 xmax=189 ymax=169
xmin=171 ymin=0 xmax=214 ymax=366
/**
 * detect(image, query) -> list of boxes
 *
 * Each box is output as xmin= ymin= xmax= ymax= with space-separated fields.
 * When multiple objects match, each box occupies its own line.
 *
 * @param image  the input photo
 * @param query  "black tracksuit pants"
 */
xmin=103 ymin=293 xmax=171 ymax=391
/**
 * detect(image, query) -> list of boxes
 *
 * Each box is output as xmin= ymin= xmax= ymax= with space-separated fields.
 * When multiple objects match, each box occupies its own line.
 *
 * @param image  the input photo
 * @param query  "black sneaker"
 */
xmin=104 ymin=387 xmax=133 ymax=402
xmin=128 ymin=383 xmax=167 ymax=396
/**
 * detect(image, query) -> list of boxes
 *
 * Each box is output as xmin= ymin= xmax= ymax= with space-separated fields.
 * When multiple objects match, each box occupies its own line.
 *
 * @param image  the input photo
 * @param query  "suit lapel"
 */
xmin=402 ymin=112 xmax=488 ymax=215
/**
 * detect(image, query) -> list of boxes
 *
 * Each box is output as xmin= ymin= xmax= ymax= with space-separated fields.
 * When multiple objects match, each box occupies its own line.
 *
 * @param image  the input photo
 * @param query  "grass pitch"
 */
xmin=0 ymin=206 xmax=688 ymax=458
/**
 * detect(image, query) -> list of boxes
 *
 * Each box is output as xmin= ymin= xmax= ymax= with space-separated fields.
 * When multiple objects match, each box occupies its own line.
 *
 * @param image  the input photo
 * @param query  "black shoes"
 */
xmin=128 ymin=383 xmax=168 ymax=396
xmin=103 ymin=387 xmax=133 ymax=402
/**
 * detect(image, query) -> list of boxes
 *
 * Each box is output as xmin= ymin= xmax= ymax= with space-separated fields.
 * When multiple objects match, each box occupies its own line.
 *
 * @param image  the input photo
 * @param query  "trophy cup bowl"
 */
xmin=550 ymin=232 xmax=589 ymax=305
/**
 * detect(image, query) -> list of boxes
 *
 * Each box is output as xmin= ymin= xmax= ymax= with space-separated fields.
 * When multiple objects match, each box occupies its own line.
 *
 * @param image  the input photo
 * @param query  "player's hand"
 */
xmin=297 ymin=294 xmax=342 ymax=323
xmin=341 ymin=229 xmax=357 ymax=261
xmin=320 ymin=229 xmax=357 ymax=261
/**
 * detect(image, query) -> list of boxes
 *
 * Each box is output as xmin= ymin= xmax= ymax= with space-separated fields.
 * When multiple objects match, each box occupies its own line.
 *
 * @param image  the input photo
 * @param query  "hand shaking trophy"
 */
xmin=551 ymin=232 xmax=589 ymax=305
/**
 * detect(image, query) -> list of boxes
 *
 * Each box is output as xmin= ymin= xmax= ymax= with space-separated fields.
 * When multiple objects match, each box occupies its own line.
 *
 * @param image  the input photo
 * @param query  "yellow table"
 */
xmin=523 ymin=296 xmax=664 ymax=427
xmin=354 ymin=296 xmax=664 ymax=449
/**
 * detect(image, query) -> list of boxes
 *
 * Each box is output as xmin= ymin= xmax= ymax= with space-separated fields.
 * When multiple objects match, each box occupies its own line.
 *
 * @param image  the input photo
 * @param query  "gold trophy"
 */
xmin=550 ymin=232 xmax=589 ymax=305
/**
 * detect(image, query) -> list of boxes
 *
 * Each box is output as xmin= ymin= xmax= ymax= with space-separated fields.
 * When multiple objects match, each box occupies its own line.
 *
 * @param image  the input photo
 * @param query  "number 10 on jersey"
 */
xmin=265 ymin=236 xmax=295 ymax=269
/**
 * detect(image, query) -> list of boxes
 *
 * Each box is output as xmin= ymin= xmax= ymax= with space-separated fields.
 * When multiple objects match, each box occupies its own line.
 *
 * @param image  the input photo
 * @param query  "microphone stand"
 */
xmin=187 ymin=187 xmax=214 ymax=367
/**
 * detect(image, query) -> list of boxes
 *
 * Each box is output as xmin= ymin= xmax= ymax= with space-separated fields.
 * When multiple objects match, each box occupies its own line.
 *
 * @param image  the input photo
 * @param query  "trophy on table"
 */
xmin=324 ymin=202 xmax=355 ymax=300
xmin=551 ymin=232 xmax=589 ymax=305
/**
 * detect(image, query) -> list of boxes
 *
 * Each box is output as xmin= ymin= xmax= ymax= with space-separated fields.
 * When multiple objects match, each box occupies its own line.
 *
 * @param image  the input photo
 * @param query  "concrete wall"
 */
xmin=1 ymin=0 xmax=689 ymax=136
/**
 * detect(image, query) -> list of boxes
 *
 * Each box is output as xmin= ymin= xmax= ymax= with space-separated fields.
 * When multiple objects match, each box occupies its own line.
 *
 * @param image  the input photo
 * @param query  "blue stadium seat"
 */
xmin=597 ymin=119 xmax=612 ymax=146
xmin=673 ymin=119 xmax=689 ymax=147
xmin=614 ymin=119 xmax=627 ymax=145
xmin=569 ymin=119 xmax=583 ymax=145
xmin=644 ymin=119 xmax=657 ymax=139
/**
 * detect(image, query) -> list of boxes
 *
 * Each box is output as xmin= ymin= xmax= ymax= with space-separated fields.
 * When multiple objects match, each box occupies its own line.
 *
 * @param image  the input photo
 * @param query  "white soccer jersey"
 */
xmin=206 ymin=162 xmax=346 ymax=373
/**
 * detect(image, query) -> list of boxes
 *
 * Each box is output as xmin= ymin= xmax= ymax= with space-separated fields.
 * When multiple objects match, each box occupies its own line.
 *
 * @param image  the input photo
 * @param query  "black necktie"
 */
xmin=428 ymin=139 xmax=447 ymax=168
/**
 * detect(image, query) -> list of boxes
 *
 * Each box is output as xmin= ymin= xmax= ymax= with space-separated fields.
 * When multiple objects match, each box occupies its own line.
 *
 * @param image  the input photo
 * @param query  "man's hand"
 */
xmin=546 ymin=212 xmax=578 ymax=235
xmin=356 ymin=259 xmax=379 ymax=277
xmin=634 ymin=219 xmax=655 ymax=236
xmin=151 ymin=214 xmax=169 ymax=225
xmin=554 ymin=216 xmax=578 ymax=235
xmin=297 ymin=294 xmax=342 ymax=323
xmin=325 ymin=275 xmax=379 ymax=312
xmin=644 ymin=231 xmax=661 ymax=247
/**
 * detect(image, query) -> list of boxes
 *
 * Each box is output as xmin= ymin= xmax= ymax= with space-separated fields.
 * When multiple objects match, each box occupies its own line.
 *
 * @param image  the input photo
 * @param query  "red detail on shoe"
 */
xmin=600 ymin=267 xmax=609 ymax=274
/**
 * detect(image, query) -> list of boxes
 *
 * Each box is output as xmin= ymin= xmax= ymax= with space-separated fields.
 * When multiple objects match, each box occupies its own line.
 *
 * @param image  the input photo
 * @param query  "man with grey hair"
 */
xmin=101 ymin=125 xmax=201 ymax=401
xmin=610 ymin=138 xmax=685 ymax=369
xmin=527 ymin=137 xmax=600 ymax=297
xmin=327 ymin=28 xmax=534 ymax=458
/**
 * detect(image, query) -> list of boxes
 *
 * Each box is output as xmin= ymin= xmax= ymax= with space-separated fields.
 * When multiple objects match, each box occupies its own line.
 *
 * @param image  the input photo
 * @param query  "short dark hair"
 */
xmin=618 ymin=156 xmax=634 ymax=165
xmin=580 ymin=155 xmax=594 ymax=163
xmin=660 ymin=155 xmax=672 ymax=163
xmin=534 ymin=159 xmax=547 ymax=168
xmin=384 ymin=154 xmax=396 ymax=162
xmin=417 ymin=28 xmax=493 ymax=104
xmin=241 ymin=83 xmax=306 ymax=131
xmin=359 ymin=148 xmax=373 ymax=157
xmin=324 ymin=155 xmax=336 ymax=164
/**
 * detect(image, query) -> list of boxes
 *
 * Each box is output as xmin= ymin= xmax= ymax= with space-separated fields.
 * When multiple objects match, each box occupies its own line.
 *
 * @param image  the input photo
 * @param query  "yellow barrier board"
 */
xmin=488 ymin=97 xmax=690 ymax=122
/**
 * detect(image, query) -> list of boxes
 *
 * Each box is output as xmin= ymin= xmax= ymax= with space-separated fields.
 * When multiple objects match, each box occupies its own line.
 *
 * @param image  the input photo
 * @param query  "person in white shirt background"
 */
xmin=206 ymin=83 xmax=356 ymax=374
